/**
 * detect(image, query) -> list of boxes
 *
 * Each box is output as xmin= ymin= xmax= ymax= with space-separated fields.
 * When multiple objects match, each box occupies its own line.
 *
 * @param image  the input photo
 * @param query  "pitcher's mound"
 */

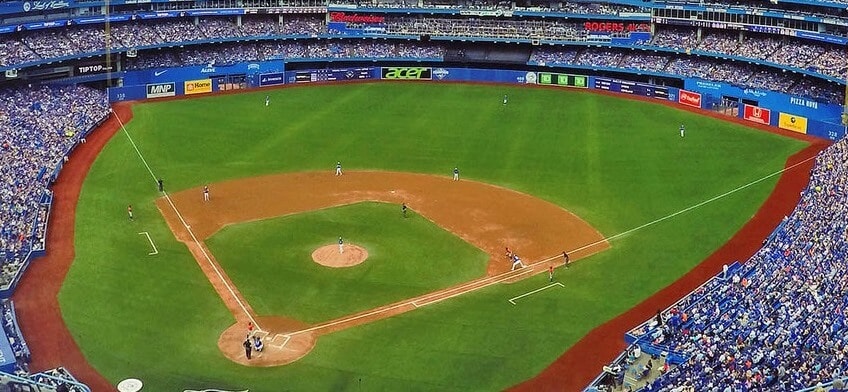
xmin=312 ymin=244 xmax=369 ymax=267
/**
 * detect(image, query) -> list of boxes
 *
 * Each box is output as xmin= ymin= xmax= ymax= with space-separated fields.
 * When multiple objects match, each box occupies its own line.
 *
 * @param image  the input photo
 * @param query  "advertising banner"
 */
xmin=259 ymin=72 xmax=285 ymax=86
xmin=146 ymin=82 xmax=175 ymax=98
xmin=743 ymin=104 xmax=771 ymax=125
xmin=678 ymin=89 xmax=702 ymax=108
xmin=381 ymin=67 xmax=432 ymax=80
xmin=538 ymin=72 xmax=588 ymax=88
xmin=779 ymin=112 xmax=808 ymax=134
xmin=184 ymin=79 xmax=212 ymax=95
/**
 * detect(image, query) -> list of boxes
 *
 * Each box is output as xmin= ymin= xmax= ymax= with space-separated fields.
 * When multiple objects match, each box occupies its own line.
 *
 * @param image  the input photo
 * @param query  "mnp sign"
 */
xmin=184 ymin=79 xmax=212 ymax=95
xmin=146 ymin=82 xmax=175 ymax=98
xmin=779 ymin=113 xmax=808 ymax=134
xmin=381 ymin=67 xmax=432 ymax=80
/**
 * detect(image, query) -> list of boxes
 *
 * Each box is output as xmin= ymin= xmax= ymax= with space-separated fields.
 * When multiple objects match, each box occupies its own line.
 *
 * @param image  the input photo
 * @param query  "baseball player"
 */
xmin=265 ymin=95 xmax=270 ymax=107
xmin=453 ymin=167 xmax=460 ymax=181
xmin=563 ymin=251 xmax=570 ymax=268
xmin=203 ymin=185 xmax=210 ymax=202
xmin=402 ymin=202 xmax=408 ymax=218
xmin=157 ymin=178 xmax=164 ymax=192
xmin=127 ymin=205 xmax=133 ymax=221
xmin=679 ymin=124 xmax=685 ymax=138
xmin=338 ymin=236 xmax=344 ymax=253
xmin=335 ymin=161 xmax=343 ymax=176
xmin=511 ymin=254 xmax=526 ymax=270
xmin=503 ymin=94 xmax=508 ymax=105
xmin=549 ymin=265 xmax=554 ymax=282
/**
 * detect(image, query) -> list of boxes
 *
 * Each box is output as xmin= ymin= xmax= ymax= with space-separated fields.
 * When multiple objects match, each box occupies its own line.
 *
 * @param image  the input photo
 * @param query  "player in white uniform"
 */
xmin=503 ymin=94 xmax=508 ymax=105
xmin=335 ymin=161 xmax=343 ymax=176
xmin=338 ymin=236 xmax=344 ymax=253
xmin=453 ymin=167 xmax=459 ymax=181
xmin=679 ymin=124 xmax=685 ymax=138
xmin=265 ymin=95 xmax=270 ymax=106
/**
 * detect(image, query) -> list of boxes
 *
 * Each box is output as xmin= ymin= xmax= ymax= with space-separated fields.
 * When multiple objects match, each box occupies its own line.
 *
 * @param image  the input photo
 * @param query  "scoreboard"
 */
xmin=294 ymin=68 xmax=373 ymax=83
xmin=593 ymin=77 xmax=670 ymax=99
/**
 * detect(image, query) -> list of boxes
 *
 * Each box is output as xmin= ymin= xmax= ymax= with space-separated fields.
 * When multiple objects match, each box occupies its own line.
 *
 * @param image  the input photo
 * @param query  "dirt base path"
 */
xmin=156 ymin=171 xmax=608 ymax=366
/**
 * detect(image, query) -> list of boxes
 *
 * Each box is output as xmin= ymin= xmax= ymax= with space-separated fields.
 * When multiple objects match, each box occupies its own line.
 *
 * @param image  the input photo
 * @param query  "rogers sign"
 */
xmin=329 ymin=12 xmax=385 ymax=24
xmin=583 ymin=22 xmax=649 ymax=32
xmin=678 ymin=89 xmax=702 ymax=108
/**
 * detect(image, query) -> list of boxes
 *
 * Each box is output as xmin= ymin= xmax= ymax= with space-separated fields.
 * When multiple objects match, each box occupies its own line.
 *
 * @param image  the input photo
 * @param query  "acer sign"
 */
xmin=381 ymin=67 xmax=432 ymax=80
xmin=583 ymin=22 xmax=649 ymax=32
xmin=329 ymin=12 xmax=385 ymax=24
xmin=743 ymin=104 xmax=771 ymax=125
xmin=678 ymin=89 xmax=702 ymax=108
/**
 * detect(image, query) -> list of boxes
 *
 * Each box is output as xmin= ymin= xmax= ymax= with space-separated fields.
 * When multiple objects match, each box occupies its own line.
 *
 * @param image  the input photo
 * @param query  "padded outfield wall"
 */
xmin=107 ymin=63 xmax=847 ymax=141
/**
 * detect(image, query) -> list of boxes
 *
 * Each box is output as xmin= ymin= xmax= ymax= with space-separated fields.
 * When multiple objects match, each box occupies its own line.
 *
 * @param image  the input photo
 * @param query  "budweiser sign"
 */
xmin=743 ymin=104 xmax=771 ymax=125
xmin=329 ymin=12 xmax=385 ymax=24
xmin=678 ymin=90 xmax=702 ymax=108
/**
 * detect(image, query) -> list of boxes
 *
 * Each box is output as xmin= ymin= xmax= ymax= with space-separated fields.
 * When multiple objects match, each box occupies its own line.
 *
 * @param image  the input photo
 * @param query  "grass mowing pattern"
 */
xmin=206 ymin=202 xmax=489 ymax=323
xmin=60 ymin=82 xmax=807 ymax=391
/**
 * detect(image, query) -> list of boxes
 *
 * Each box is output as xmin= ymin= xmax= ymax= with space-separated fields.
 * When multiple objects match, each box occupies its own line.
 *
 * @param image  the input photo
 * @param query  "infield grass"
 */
xmin=206 ymin=201 xmax=489 ymax=323
xmin=61 ymin=82 xmax=807 ymax=391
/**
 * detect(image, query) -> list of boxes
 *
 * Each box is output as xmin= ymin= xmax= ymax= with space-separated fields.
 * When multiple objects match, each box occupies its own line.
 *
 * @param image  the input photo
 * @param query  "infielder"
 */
xmin=453 ymin=167 xmax=460 ymax=181
xmin=511 ymin=254 xmax=526 ymax=270
xmin=336 ymin=161 xmax=343 ymax=176
xmin=338 ymin=236 xmax=344 ymax=253
xmin=548 ymin=265 xmax=554 ymax=282
xmin=203 ymin=185 xmax=210 ymax=202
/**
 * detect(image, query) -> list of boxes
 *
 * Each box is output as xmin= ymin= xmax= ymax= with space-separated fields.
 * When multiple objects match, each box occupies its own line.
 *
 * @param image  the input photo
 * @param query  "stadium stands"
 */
xmin=590 ymin=138 xmax=848 ymax=391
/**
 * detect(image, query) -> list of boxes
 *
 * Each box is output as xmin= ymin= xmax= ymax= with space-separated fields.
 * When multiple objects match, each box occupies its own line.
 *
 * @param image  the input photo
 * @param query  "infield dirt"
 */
xmin=156 ymin=170 xmax=609 ymax=366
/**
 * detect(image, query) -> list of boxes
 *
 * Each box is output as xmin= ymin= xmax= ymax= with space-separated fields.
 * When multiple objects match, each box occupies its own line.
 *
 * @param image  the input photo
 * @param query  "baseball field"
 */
xmin=45 ymin=82 xmax=809 ymax=390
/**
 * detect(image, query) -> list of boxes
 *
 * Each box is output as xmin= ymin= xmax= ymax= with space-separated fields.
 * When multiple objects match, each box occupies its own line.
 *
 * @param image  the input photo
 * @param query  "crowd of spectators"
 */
xmin=333 ymin=0 xmax=648 ymax=15
xmin=1 ymin=15 xmax=845 ymax=91
xmin=594 ymin=138 xmax=848 ymax=391
xmin=530 ymin=47 xmax=845 ymax=104
xmin=124 ymin=40 xmax=444 ymax=69
xmin=648 ymin=28 xmax=848 ymax=82
xmin=0 ymin=300 xmax=29 ymax=370
xmin=0 ymin=85 xmax=109 ymax=289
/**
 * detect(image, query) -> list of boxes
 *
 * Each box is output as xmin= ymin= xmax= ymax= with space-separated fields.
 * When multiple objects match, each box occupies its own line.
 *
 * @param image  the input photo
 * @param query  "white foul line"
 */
xmin=138 ymin=231 xmax=158 ymax=255
xmin=509 ymin=282 xmax=564 ymax=305
xmin=113 ymin=111 xmax=262 ymax=331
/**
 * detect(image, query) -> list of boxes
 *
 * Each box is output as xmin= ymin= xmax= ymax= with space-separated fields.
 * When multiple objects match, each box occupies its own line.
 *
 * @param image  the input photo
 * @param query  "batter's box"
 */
xmin=269 ymin=333 xmax=291 ymax=350
xmin=253 ymin=330 xmax=270 ymax=340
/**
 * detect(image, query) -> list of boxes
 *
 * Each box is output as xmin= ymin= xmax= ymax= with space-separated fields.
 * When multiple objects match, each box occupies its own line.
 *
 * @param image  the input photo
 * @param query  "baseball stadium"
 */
xmin=0 ymin=0 xmax=847 ymax=391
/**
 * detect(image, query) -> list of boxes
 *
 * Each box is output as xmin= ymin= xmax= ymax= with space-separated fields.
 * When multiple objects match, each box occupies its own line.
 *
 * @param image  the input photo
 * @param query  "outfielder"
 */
xmin=679 ymin=124 xmax=685 ymax=138
xmin=127 ymin=205 xmax=133 ymax=221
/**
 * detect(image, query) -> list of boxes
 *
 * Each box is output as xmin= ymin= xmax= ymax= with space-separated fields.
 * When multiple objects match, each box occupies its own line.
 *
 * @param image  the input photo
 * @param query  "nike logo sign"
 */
xmin=154 ymin=70 xmax=167 ymax=76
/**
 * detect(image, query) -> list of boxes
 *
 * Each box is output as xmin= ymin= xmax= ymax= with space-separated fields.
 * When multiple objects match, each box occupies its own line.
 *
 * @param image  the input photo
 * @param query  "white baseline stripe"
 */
xmin=508 ymin=282 xmax=564 ymax=305
xmin=113 ymin=111 xmax=261 ymax=331
xmin=138 ymin=231 xmax=158 ymax=255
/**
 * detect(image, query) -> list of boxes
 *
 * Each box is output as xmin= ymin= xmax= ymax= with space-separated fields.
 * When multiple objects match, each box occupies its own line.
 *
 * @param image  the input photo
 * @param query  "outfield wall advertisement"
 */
xmin=743 ymin=104 xmax=771 ymax=125
xmin=184 ymin=79 xmax=212 ymax=95
xmin=106 ymin=63 xmax=844 ymax=141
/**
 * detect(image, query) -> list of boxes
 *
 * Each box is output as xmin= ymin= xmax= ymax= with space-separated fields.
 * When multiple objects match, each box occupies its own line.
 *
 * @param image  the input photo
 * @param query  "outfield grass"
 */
xmin=60 ymin=82 xmax=807 ymax=391
xmin=206 ymin=202 xmax=489 ymax=323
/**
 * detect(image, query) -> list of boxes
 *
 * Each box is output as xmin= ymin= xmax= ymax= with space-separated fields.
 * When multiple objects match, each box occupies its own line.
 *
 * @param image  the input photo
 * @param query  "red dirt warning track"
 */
xmin=155 ymin=171 xmax=609 ymax=366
